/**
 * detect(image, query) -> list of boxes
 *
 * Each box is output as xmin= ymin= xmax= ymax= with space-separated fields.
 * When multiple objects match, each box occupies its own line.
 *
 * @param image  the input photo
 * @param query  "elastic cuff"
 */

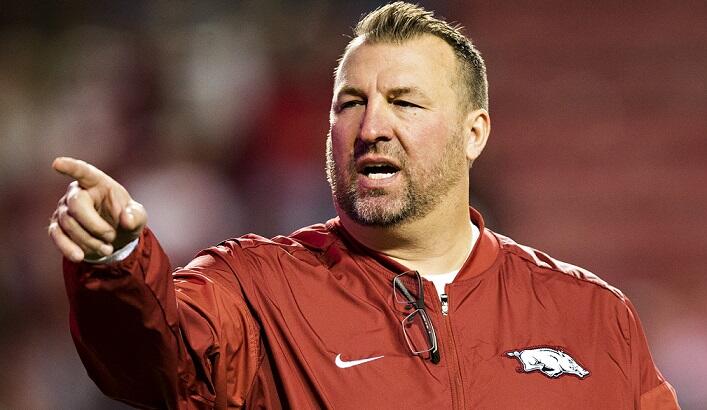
xmin=84 ymin=238 xmax=140 ymax=264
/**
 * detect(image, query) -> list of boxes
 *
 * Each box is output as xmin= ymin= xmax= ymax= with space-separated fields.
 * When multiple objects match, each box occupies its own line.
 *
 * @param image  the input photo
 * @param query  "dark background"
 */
xmin=1 ymin=1 xmax=705 ymax=407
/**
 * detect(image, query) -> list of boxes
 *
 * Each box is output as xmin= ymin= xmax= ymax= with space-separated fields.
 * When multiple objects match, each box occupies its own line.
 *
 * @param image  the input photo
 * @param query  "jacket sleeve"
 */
xmin=624 ymin=299 xmax=680 ymax=409
xmin=63 ymin=227 xmax=263 ymax=409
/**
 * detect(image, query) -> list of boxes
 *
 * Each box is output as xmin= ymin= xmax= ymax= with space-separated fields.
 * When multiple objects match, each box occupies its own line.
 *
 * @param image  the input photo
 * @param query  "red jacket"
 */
xmin=64 ymin=209 xmax=679 ymax=409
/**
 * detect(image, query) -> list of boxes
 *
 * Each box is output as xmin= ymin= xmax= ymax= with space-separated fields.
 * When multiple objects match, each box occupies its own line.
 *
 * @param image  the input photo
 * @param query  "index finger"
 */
xmin=52 ymin=157 xmax=105 ymax=188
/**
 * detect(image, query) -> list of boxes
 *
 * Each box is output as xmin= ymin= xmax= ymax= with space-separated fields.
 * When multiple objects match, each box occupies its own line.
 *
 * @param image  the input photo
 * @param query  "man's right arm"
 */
xmin=49 ymin=158 xmax=262 ymax=408
xmin=63 ymin=227 xmax=187 ymax=408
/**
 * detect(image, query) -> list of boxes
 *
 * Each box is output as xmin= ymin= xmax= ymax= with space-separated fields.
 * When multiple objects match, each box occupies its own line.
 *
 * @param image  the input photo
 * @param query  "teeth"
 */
xmin=368 ymin=172 xmax=395 ymax=180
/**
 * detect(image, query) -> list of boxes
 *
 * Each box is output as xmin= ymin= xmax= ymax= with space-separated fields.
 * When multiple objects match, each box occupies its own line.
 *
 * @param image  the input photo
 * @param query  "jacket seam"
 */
xmin=500 ymin=245 xmax=627 ymax=303
xmin=243 ymin=338 xmax=267 ymax=405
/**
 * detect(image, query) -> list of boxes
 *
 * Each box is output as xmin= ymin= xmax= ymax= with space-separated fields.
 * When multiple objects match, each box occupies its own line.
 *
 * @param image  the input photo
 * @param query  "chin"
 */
xmin=348 ymin=196 xmax=413 ymax=227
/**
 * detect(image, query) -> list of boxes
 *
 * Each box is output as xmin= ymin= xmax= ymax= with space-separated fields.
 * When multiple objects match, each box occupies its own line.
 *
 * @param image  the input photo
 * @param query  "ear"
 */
xmin=463 ymin=109 xmax=490 ymax=163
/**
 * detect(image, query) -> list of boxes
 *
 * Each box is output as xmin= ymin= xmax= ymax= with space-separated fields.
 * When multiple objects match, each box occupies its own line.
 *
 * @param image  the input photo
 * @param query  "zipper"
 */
xmin=441 ymin=289 xmax=464 ymax=409
xmin=427 ymin=283 xmax=464 ymax=409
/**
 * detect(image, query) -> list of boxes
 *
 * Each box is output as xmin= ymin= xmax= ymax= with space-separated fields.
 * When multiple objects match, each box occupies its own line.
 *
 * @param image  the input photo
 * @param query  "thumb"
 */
xmin=119 ymin=201 xmax=147 ymax=233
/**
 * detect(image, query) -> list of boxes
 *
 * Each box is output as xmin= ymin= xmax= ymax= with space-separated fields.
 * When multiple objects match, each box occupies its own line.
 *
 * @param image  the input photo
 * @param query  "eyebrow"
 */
xmin=336 ymin=86 xmax=367 ymax=100
xmin=388 ymin=86 xmax=427 ymax=99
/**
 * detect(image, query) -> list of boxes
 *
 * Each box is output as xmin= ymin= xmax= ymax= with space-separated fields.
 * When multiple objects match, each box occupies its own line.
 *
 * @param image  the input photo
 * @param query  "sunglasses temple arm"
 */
xmin=420 ymin=312 xmax=441 ymax=364
xmin=394 ymin=280 xmax=418 ymax=306
xmin=431 ymin=348 xmax=440 ymax=364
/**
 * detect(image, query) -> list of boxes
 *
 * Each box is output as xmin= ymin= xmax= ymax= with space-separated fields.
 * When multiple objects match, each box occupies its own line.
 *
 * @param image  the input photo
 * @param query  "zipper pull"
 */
xmin=441 ymin=293 xmax=449 ymax=316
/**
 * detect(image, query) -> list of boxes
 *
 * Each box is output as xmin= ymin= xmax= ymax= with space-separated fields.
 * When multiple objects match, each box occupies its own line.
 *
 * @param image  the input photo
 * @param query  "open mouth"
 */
xmin=360 ymin=163 xmax=400 ymax=180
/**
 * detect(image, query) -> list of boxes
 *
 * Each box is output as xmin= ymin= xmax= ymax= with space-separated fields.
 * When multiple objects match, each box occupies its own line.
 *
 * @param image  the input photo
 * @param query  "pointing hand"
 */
xmin=48 ymin=157 xmax=147 ymax=263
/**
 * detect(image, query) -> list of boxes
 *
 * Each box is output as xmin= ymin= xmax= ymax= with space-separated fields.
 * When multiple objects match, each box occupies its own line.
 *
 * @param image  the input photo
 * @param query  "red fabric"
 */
xmin=63 ymin=209 xmax=679 ymax=409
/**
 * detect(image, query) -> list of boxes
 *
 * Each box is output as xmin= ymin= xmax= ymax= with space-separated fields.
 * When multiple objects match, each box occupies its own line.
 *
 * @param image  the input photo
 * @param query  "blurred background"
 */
xmin=1 ymin=0 xmax=705 ymax=408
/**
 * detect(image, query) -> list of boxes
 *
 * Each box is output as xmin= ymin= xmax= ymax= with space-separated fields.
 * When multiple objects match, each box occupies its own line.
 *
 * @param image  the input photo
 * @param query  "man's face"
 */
xmin=326 ymin=35 xmax=469 ymax=227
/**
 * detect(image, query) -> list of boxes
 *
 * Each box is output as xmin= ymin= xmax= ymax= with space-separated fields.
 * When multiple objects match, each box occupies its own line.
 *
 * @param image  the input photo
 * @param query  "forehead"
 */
xmin=335 ymin=34 xmax=459 ymax=96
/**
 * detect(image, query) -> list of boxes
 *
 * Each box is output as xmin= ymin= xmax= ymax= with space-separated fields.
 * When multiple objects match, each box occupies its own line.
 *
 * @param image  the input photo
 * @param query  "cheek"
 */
xmin=401 ymin=116 xmax=454 ymax=156
xmin=330 ymin=118 xmax=359 ymax=151
xmin=327 ymin=131 xmax=351 ymax=168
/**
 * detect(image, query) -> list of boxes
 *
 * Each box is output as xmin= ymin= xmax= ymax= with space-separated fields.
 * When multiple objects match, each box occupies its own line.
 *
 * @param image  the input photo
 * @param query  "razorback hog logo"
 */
xmin=506 ymin=347 xmax=589 ymax=379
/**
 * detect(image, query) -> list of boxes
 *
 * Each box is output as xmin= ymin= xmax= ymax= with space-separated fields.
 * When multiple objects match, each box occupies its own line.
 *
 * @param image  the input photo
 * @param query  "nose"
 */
xmin=358 ymin=99 xmax=393 ymax=144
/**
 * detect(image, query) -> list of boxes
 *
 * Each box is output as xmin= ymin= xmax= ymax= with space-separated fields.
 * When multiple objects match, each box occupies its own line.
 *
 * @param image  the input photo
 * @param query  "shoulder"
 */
xmin=491 ymin=231 xmax=626 ymax=303
xmin=181 ymin=221 xmax=345 ymax=295
xmin=206 ymin=221 xmax=342 ymax=265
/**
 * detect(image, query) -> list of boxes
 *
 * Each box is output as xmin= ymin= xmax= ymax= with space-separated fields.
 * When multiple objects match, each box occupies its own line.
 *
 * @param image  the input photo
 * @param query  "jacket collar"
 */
xmin=324 ymin=207 xmax=500 ymax=281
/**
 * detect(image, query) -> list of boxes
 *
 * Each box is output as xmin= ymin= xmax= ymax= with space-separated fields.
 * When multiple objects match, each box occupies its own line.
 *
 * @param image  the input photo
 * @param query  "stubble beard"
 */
xmin=325 ymin=131 xmax=467 ymax=227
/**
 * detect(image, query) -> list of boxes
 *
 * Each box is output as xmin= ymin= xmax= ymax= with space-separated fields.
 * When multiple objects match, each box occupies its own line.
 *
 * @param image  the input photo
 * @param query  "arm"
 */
xmin=65 ymin=228 xmax=263 ymax=408
xmin=51 ymin=158 xmax=262 ymax=408
xmin=624 ymin=299 xmax=680 ymax=409
xmin=64 ymin=227 xmax=182 ymax=408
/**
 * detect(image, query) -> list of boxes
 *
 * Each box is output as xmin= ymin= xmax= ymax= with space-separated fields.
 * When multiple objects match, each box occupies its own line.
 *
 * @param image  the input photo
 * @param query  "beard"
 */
xmin=325 ymin=129 xmax=467 ymax=227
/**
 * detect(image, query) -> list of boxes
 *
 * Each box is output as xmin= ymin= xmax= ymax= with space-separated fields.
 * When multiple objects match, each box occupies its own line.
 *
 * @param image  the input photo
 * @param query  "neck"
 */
xmin=338 ymin=199 xmax=473 ymax=275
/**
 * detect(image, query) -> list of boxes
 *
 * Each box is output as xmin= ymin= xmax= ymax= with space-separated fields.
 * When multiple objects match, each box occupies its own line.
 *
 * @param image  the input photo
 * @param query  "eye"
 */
xmin=337 ymin=100 xmax=365 ymax=112
xmin=392 ymin=100 xmax=421 ymax=108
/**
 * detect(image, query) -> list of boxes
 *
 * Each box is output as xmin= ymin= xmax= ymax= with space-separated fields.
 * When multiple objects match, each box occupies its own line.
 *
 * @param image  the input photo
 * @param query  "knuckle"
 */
xmin=130 ymin=200 xmax=146 ymax=216
xmin=54 ymin=204 xmax=67 ymax=222
xmin=49 ymin=224 xmax=66 ymax=244
xmin=67 ymin=190 xmax=91 ymax=211
xmin=47 ymin=222 xmax=57 ymax=237
xmin=57 ymin=209 xmax=74 ymax=229
xmin=66 ymin=191 xmax=80 ymax=206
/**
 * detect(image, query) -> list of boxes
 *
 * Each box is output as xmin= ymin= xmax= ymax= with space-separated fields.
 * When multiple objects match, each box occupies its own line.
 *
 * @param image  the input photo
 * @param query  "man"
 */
xmin=49 ymin=2 xmax=679 ymax=409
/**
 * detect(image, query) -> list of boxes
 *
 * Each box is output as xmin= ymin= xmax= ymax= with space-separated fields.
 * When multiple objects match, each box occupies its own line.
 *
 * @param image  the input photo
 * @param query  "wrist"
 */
xmin=84 ymin=238 xmax=139 ymax=264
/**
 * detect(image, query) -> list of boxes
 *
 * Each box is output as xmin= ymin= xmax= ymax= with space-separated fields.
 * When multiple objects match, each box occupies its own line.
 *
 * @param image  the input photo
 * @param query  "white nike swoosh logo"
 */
xmin=335 ymin=353 xmax=385 ymax=369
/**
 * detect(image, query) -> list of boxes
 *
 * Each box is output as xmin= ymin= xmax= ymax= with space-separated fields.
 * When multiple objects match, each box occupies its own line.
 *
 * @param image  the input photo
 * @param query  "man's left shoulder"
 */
xmin=492 ymin=231 xmax=626 ymax=303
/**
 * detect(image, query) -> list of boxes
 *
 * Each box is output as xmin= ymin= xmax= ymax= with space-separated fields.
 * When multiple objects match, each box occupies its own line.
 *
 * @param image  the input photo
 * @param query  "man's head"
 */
xmin=326 ymin=2 xmax=490 ymax=227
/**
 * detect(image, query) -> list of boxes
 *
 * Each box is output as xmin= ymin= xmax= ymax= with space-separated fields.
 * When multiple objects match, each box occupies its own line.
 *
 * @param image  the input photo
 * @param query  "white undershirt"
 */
xmin=419 ymin=222 xmax=479 ymax=299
